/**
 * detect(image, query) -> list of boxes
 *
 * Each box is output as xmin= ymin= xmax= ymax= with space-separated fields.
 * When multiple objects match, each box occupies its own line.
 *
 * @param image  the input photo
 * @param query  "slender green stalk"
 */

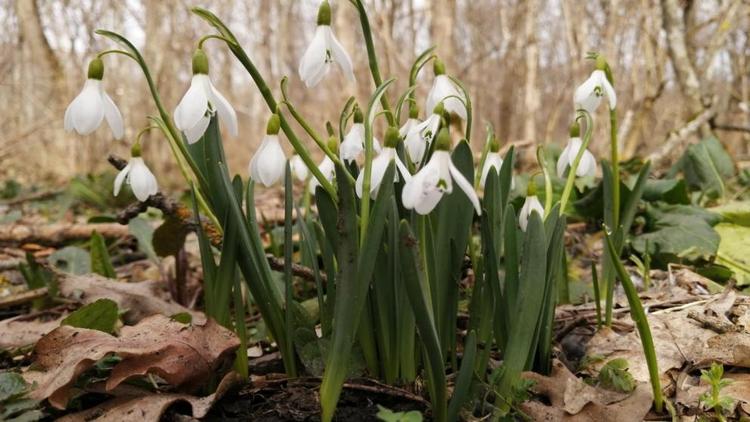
xmin=536 ymin=146 xmax=553 ymax=215
xmin=604 ymin=229 xmax=662 ymax=413
xmin=352 ymin=0 xmax=395 ymax=126
xmin=280 ymin=77 xmax=337 ymax=163
xmin=591 ymin=262 xmax=602 ymax=329
xmin=283 ymin=163 xmax=296 ymax=378
xmin=610 ymin=108 xmax=620 ymax=227
xmin=558 ymin=110 xmax=593 ymax=213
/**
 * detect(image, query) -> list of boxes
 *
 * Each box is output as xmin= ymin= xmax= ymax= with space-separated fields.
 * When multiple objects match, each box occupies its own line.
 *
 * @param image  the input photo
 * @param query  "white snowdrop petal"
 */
xmin=102 ymin=90 xmax=124 ymax=139
xmin=128 ymin=158 xmax=158 ymax=202
xmin=113 ymin=162 xmax=132 ymax=197
xmin=72 ymin=80 xmax=105 ymax=135
xmin=449 ymin=162 xmax=481 ymax=215
xmin=206 ymin=78 xmax=238 ymax=137
xmin=299 ymin=26 xmax=329 ymax=87
xmin=326 ymin=27 xmax=355 ymax=82
xmin=174 ymin=75 xmax=209 ymax=131
xmin=184 ymin=114 xmax=211 ymax=144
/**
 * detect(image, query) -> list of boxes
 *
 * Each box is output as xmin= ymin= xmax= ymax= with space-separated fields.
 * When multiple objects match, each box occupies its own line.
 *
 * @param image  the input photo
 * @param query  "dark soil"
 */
xmin=203 ymin=378 xmax=429 ymax=421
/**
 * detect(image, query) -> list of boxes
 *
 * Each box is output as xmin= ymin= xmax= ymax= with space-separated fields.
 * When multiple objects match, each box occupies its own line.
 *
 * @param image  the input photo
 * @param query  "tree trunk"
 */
xmin=523 ymin=0 xmax=540 ymax=142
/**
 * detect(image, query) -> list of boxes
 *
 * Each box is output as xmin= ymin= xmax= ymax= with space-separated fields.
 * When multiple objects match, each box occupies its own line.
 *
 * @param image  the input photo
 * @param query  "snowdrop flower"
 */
xmin=557 ymin=122 xmax=596 ymax=178
xmin=249 ymin=114 xmax=287 ymax=187
xmin=574 ymin=55 xmax=616 ymax=113
xmin=298 ymin=0 xmax=354 ymax=88
xmin=425 ymin=59 xmax=466 ymax=121
xmin=402 ymin=128 xmax=481 ymax=215
xmin=114 ymin=143 xmax=158 ymax=202
xmin=340 ymin=107 xmax=381 ymax=162
xmin=400 ymin=105 xmax=425 ymax=163
xmin=406 ymin=102 xmax=444 ymax=163
xmin=290 ymin=155 xmax=310 ymax=182
xmin=309 ymin=136 xmax=339 ymax=191
xmin=173 ymin=49 xmax=238 ymax=144
xmin=64 ymin=58 xmax=124 ymax=139
xmin=356 ymin=127 xmax=412 ymax=199
xmin=518 ymin=181 xmax=545 ymax=232
xmin=480 ymin=136 xmax=515 ymax=189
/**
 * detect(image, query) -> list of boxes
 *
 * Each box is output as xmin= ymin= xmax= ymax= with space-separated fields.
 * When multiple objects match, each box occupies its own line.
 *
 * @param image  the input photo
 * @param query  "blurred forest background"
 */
xmin=1 ymin=0 xmax=749 ymax=187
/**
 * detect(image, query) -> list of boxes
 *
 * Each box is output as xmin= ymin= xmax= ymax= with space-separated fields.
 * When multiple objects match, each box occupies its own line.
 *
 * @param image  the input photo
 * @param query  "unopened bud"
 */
xmin=433 ymin=58 xmax=446 ymax=76
xmin=384 ymin=126 xmax=400 ymax=148
xmin=409 ymin=103 xmax=420 ymax=119
xmin=131 ymin=142 xmax=142 ymax=157
xmin=192 ymin=49 xmax=209 ymax=75
xmin=353 ymin=107 xmax=364 ymax=124
xmin=527 ymin=178 xmax=538 ymax=196
xmin=266 ymin=114 xmax=281 ymax=135
xmin=88 ymin=58 xmax=104 ymax=80
xmin=435 ymin=128 xmax=451 ymax=151
xmin=317 ymin=0 xmax=331 ymax=26
xmin=569 ymin=121 xmax=580 ymax=138
xmin=489 ymin=136 xmax=500 ymax=153
xmin=327 ymin=135 xmax=338 ymax=155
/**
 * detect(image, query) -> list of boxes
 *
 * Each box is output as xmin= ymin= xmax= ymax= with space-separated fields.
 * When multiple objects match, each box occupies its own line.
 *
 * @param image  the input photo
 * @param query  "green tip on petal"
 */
xmin=489 ymin=136 xmax=500 ymax=153
xmin=433 ymin=58 xmax=446 ymax=76
xmin=317 ymin=0 xmax=331 ymax=26
xmin=569 ymin=121 xmax=580 ymax=138
xmin=266 ymin=114 xmax=281 ymax=135
xmin=435 ymin=128 xmax=451 ymax=151
xmin=327 ymin=135 xmax=339 ymax=155
xmin=131 ymin=142 xmax=142 ymax=157
xmin=384 ymin=126 xmax=400 ymax=148
xmin=192 ymin=49 xmax=209 ymax=75
xmin=353 ymin=106 xmax=364 ymax=124
xmin=88 ymin=58 xmax=104 ymax=80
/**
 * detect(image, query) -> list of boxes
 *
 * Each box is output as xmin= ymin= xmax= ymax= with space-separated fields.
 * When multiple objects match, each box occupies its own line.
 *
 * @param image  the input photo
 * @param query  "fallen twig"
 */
xmin=0 ymin=287 xmax=48 ymax=309
xmin=0 ymin=223 xmax=130 ymax=246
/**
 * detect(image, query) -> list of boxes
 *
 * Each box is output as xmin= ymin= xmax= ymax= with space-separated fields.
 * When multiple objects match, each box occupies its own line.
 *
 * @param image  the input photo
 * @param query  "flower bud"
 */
xmin=489 ymin=136 xmax=500 ymax=153
xmin=353 ymin=106 xmax=364 ymax=124
xmin=527 ymin=178 xmax=538 ymax=196
xmin=317 ymin=0 xmax=332 ymax=26
xmin=192 ymin=49 xmax=209 ymax=75
xmin=435 ymin=127 xmax=451 ymax=151
xmin=409 ymin=102 xmax=420 ymax=119
xmin=88 ymin=58 xmax=104 ymax=80
xmin=433 ymin=58 xmax=446 ymax=76
xmin=569 ymin=121 xmax=580 ymax=138
xmin=384 ymin=126 xmax=400 ymax=148
xmin=131 ymin=142 xmax=142 ymax=157
xmin=327 ymin=135 xmax=339 ymax=155
xmin=326 ymin=121 xmax=335 ymax=137
xmin=266 ymin=113 xmax=281 ymax=135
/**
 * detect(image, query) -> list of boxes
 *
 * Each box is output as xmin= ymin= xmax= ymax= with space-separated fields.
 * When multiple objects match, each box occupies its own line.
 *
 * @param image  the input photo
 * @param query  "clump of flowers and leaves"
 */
xmin=60 ymin=1 xmax=670 ymax=420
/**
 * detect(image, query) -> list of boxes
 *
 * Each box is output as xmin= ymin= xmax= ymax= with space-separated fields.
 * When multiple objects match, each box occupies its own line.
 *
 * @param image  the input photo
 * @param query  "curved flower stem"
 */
xmin=536 ymin=146 xmax=553 ymax=215
xmin=352 ymin=0 xmax=395 ymax=127
xmin=558 ymin=110 xmax=593 ymax=214
xmin=197 ymin=34 xmax=237 ymax=49
xmin=446 ymin=76 xmax=473 ymax=142
xmin=189 ymin=8 xmax=339 ymax=201
xmin=338 ymin=96 xmax=357 ymax=143
xmin=610 ymin=108 xmax=620 ymax=227
xmin=96 ymin=49 xmax=136 ymax=60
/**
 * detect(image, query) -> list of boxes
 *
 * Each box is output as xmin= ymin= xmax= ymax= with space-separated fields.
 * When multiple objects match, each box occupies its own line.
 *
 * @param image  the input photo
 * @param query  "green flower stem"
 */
xmin=536 ymin=146 xmax=553 ymax=215
xmin=610 ymin=108 xmax=620 ymax=227
xmin=280 ymin=78 xmax=336 ymax=162
xmin=352 ymin=0 xmax=395 ymax=127
xmin=197 ymin=34 xmax=236 ymax=49
xmin=558 ymin=110 xmax=593 ymax=214
xmin=190 ymin=8 xmax=338 ymax=201
xmin=447 ymin=76 xmax=473 ymax=141
xmin=604 ymin=229 xmax=663 ymax=413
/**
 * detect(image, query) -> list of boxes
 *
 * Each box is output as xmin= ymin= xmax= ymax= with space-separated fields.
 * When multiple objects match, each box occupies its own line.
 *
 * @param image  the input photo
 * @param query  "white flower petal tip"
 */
xmin=401 ymin=150 xmax=479 ymax=215
xmin=480 ymin=153 xmax=504 ymax=188
xmin=298 ymin=26 xmax=355 ymax=88
xmin=174 ymin=74 xmax=237 ymax=142
xmin=355 ymin=148 xmax=411 ymax=199
xmin=518 ymin=195 xmax=544 ymax=232
xmin=249 ymin=135 xmax=287 ymax=187
xmin=309 ymin=156 xmax=336 ymax=191
xmin=290 ymin=155 xmax=310 ymax=182
xmin=556 ymin=137 xmax=597 ymax=178
xmin=114 ymin=157 xmax=158 ymax=202
xmin=425 ymin=75 xmax=467 ymax=120
xmin=64 ymin=79 xmax=124 ymax=139
xmin=574 ymin=69 xmax=616 ymax=113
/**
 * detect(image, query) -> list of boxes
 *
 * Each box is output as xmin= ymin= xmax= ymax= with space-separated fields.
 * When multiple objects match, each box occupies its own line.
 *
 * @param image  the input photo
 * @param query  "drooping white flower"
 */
xmin=340 ymin=123 xmax=381 ymax=162
xmin=114 ymin=145 xmax=158 ymax=202
xmin=356 ymin=127 xmax=411 ymax=199
xmin=290 ymin=155 xmax=310 ymax=182
xmin=401 ymin=128 xmax=481 ymax=215
xmin=64 ymin=58 xmax=124 ymax=139
xmin=249 ymin=114 xmax=287 ymax=187
xmin=309 ymin=155 xmax=336 ymax=191
xmin=425 ymin=59 xmax=467 ymax=120
xmin=400 ymin=109 xmax=425 ymax=163
xmin=298 ymin=1 xmax=354 ymax=88
xmin=173 ymin=49 xmax=238 ymax=144
xmin=518 ymin=194 xmax=544 ymax=232
xmin=557 ymin=136 xmax=596 ymax=178
xmin=480 ymin=152 xmax=511 ymax=189
xmin=405 ymin=102 xmax=444 ymax=163
xmin=574 ymin=57 xmax=616 ymax=113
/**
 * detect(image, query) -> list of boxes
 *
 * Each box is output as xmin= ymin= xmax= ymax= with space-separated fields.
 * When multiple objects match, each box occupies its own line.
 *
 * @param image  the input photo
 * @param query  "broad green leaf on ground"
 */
xmin=128 ymin=217 xmax=157 ymax=261
xmin=711 ymin=201 xmax=750 ymax=227
xmin=48 ymin=246 xmax=91 ymax=275
xmin=642 ymin=179 xmax=689 ymax=204
xmin=61 ymin=299 xmax=119 ymax=334
xmin=633 ymin=203 xmax=720 ymax=264
xmin=376 ymin=405 xmax=423 ymax=422
xmin=714 ymin=223 xmax=750 ymax=286
xmin=597 ymin=358 xmax=636 ymax=393
xmin=671 ymin=137 xmax=735 ymax=199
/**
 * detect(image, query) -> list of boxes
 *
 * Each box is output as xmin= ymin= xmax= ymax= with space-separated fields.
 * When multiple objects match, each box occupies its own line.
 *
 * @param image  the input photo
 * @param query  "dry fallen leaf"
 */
xmin=56 ymin=272 xmax=204 ymax=324
xmin=56 ymin=371 xmax=241 ymax=422
xmin=24 ymin=314 xmax=239 ymax=409
xmin=0 ymin=308 xmax=68 ymax=349
xmin=520 ymin=360 xmax=653 ymax=422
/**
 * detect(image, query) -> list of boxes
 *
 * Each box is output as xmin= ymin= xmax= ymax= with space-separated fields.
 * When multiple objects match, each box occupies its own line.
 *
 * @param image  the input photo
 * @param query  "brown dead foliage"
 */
xmin=24 ymin=314 xmax=239 ymax=409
